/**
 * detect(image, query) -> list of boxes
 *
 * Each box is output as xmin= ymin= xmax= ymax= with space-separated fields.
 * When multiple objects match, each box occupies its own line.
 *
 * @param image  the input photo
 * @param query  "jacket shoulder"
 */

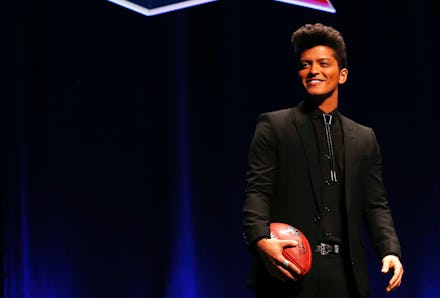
xmin=258 ymin=106 xmax=300 ymax=125
xmin=341 ymin=115 xmax=374 ymax=133
xmin=260 ymin=107 xmax=294 ymax=118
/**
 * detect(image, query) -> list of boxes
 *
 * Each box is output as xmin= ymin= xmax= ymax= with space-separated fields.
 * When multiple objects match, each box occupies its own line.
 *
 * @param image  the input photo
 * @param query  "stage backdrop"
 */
xmin=1 ymin=0 xmax=439 ymax=297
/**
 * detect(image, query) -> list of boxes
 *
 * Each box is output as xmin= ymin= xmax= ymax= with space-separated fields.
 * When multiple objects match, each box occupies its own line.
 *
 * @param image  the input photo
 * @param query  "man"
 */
xmin=242 ymin=23 xmax=404 ymax=298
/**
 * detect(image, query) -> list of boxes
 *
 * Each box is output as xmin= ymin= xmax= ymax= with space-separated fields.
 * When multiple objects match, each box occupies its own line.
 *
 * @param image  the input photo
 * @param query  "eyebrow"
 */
xmin=300 ymin=57 xmax=334 ymax=63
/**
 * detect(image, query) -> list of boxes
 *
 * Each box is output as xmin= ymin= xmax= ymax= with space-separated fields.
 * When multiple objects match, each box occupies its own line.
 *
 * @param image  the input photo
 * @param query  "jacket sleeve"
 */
xmin=242 ymin=113 xmax=278 ymax=251
xmin=362 ymin=128 xmax=402 ymax=259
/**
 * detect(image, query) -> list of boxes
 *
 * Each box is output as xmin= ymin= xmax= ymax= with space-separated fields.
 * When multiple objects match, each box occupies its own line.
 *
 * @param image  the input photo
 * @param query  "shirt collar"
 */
xmin=310 ymin=107 xmax=340 ymax=120
xmin=301 ymin=98 xmax=340 ymax=120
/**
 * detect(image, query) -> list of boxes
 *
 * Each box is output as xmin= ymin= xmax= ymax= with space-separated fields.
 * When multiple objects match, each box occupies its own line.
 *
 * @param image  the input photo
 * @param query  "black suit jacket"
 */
xmin=243 ymin=101 xmax=402 ymax=297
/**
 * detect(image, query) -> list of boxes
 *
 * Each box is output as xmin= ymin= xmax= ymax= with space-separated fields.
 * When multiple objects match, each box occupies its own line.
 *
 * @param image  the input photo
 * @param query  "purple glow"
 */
xmin=274 ymin=0 xmax=336 ymax=13
xmin=107 ymin=0 xmax=217 ymax=16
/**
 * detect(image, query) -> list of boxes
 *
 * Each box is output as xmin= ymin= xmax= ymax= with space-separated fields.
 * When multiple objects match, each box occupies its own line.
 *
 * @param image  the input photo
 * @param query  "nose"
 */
xmin=309 ymin=62 xmax=320 ymax=74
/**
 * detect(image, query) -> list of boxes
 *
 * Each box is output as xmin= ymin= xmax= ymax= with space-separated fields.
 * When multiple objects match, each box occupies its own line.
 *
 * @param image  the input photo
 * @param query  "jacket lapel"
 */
xmin=291 ymin=105 xmax=322 ymax=212
xmin=341 ymin=115 xmax=356 ymax=213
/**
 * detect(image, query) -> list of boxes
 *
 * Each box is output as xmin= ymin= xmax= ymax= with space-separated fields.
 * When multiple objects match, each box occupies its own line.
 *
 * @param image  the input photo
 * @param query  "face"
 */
xmin=298 ymin=45 xmax=348 ymax=100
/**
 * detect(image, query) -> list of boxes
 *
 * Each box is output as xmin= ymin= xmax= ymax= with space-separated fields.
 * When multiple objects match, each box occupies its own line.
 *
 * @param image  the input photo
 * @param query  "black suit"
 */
xmin=243 ymin=101 xmax=401 ymax=297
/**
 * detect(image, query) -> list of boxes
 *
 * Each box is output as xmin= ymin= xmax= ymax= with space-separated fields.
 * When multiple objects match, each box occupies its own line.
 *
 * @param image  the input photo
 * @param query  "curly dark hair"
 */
xmin=291 ymin=23 xmax=347 ymax=69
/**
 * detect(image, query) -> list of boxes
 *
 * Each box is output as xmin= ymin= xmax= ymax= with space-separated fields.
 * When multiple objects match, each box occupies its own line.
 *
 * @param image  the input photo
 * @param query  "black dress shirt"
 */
xmin=310 ymin=108 xmax=346 ymax=244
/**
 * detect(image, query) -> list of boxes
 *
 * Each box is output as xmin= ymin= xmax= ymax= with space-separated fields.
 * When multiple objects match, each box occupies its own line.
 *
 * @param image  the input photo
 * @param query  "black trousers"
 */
xmin=254 ymin=252 xmax=362 ymax=298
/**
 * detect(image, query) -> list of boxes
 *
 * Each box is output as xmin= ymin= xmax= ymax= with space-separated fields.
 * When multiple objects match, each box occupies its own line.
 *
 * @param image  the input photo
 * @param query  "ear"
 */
xmin=338 ymin=68 xmax=348 ymax=84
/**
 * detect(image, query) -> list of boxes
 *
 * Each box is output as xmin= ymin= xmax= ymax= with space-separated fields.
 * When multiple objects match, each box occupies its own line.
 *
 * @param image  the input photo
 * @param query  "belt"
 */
xmin=316 ymin=242 xmax=340 ymax=255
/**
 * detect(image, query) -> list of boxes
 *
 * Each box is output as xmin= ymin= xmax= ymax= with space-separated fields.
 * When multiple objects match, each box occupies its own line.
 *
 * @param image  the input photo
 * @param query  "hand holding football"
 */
xmin=270 ymin=222 xmax=312 ymax=276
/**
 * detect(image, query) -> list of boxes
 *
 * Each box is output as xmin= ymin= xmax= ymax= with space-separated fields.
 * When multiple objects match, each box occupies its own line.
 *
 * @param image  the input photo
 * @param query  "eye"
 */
xmin=299 ymin=61 xmax=311 ymax=69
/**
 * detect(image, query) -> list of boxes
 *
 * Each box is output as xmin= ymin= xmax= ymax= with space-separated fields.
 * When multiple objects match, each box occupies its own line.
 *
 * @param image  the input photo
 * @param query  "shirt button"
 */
xmin=324 ymin=206 xmax=331 ymax=212
xmin=324 ymin=180 xmax=331 ymax=186
xmin=325 ymin=154 xmax=331 ymax=159
xmin=314 ymin=216 xmax=321 ymax=223
xmin=325 ymin=232 xmax=332 ymax=237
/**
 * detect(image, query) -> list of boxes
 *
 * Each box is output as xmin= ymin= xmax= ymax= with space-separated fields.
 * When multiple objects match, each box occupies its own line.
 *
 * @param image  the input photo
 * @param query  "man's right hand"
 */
xmin=256 ymin=238 xmax=301 ymax=282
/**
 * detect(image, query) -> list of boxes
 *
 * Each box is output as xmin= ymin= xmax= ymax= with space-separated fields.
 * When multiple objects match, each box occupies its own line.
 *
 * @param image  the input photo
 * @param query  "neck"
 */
xmin=319 ymin=96 xmax=338 ymax=113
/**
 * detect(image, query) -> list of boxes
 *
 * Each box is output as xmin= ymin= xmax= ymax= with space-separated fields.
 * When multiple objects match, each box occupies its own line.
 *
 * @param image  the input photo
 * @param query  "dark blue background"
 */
xmin=1 ymin=0 xmax=439 ymax=297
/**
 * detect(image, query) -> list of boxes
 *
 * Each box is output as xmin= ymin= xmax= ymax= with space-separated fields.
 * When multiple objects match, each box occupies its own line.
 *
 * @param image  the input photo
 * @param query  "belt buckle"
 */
xmin=320 ymin=243 xmax=328 ymax=256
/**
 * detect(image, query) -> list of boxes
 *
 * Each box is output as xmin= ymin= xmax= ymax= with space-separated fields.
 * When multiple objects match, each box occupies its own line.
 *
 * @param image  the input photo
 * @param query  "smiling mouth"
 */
xmin=307 ymin=79 xmax=323 ymax=86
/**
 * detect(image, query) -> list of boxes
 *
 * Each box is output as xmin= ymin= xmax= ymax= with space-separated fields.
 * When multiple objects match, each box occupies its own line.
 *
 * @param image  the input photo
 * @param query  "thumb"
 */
xmin=381 ymin=259 xmax=390 ymax=273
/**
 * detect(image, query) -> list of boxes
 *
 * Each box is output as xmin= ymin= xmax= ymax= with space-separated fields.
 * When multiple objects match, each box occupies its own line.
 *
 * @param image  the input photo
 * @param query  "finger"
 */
xmin=280 ymin=239 xmax=298 ymax=248
xmin=387 ymin=275 xmax=398 ymax=292
xmin=278 ymin=259 xmax=294 ymax=276
xmin=278 ymin=259 xmax=301 ymax=280
xmin=386 ymin=278 xmax=402 ymax=293
xmin=281 ymin=259 xmax=290 ymax=269
xmin=276 ymin=260 xmax=295 ymax=281
xmin=388 ymin=261 xmax=403 ymax=282
xmin=288 ymin=262 xmax=302 ymax=276
xmin=386 ymin=266 xmax=403 ymax=292
xmin=267 ymin=263 xmax=285 ymax=281
xmin=278 ymin=265 xmax=297 ymax=281
xmin=388 ymin=267 xmax=401 ymax=285
xmin=271 ymin=263 xmax=290 ymax=281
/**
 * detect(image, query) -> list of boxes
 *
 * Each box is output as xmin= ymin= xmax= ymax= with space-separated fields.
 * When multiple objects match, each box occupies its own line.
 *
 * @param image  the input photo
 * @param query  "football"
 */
xmin=270 ymin=222 xmax=312 ymax=276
